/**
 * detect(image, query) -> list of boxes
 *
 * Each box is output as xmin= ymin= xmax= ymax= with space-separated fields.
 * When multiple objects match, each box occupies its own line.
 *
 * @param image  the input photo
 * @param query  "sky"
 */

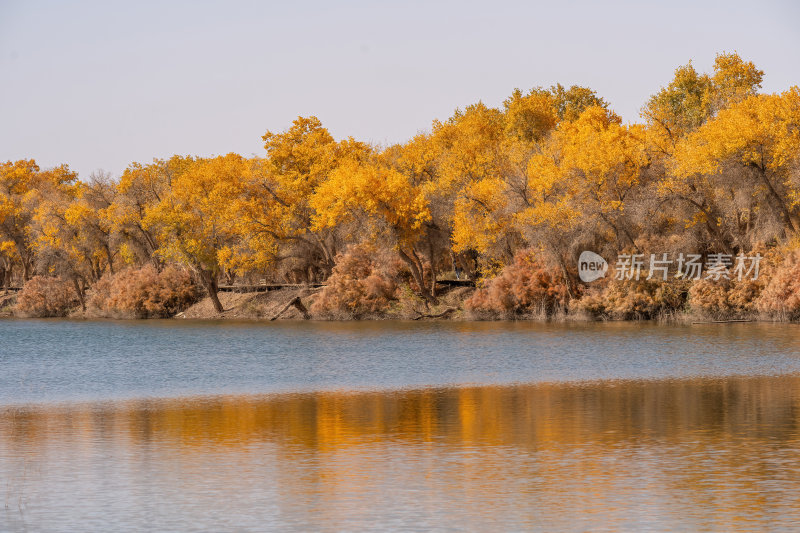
xmin=1 ymin=0 xmax=799 ymax=180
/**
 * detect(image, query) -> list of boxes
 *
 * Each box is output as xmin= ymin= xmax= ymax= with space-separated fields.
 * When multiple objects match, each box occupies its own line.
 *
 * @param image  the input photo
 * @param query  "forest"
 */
xmin=2 ymin=52 xmax=800 ymax=321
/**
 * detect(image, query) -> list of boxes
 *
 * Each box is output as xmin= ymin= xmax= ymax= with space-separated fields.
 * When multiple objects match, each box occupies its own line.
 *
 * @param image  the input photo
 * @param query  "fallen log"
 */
xmin=691 ymin=319 xmax=754 ymax=324
xmin=413 ymin=307 xmax=457 ymax=320
xmin=270 ymin=296 xmax=311 ymax=321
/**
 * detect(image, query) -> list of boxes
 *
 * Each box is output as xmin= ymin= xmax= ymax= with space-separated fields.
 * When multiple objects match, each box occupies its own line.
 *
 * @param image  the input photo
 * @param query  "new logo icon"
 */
xmin=578 ymin=251 xmax=607 ymax=282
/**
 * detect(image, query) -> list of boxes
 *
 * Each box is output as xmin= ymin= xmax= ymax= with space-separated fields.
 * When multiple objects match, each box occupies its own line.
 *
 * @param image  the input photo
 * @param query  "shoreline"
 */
xmin=2 ymin=288 xmax=797 ymax=324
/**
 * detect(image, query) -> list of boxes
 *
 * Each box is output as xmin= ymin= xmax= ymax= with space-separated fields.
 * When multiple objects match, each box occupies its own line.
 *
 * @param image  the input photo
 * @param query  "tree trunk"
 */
xmin=270 ymin=296 xmax=310 ymax=320
xmin=22 ymin=259 xmax=32 ymax=282
xmin=72 ymin=277 xmax=86 ymax=312
xmin=105 ymin=244 xmax=115 ymax=274
xmin=756 ymin=167 xmax=799 ymax=233
xmin=201 ymin=270 xmax=224 ymax=313
xmin=5 ymin=265 xmax=12 ymax=292
xmin=427 ymin=235 xmax=437 ymax=300
xmin=398 ymin=247 xmax=438 ymax=305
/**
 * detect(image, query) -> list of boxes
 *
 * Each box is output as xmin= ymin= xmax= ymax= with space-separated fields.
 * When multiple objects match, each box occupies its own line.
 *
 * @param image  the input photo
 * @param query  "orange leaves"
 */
xmin=465 ymin=249 xmax=569 ymax=318
xmin=310 ymin=243 xmax=398 ymax=319
xmin=89 ymin=265 xmax=198 ymax=319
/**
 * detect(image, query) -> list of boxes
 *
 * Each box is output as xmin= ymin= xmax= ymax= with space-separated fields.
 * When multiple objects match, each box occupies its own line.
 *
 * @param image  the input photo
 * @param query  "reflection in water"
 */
xmin=3 ymin=376 xmax=800 ymax=531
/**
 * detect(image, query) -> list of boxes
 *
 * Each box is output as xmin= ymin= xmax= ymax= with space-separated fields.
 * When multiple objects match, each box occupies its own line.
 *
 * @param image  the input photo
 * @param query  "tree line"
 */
xmin=2 ymin=52 xmax=799 ymax=315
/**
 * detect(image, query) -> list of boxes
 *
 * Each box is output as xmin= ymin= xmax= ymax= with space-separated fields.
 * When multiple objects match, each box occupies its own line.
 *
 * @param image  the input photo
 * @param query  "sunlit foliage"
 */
xmin=4 ymin=52 xmax=800 ymax=319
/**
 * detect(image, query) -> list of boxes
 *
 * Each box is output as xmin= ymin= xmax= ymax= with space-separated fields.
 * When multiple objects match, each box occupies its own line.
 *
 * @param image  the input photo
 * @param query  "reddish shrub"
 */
xmin=465 ymin=250 xmax=569 ymax=319
xmin=757 ymin=249 xmax=800 ymax=320
xmin=576 ymin=277 xmax=688 ymax=320
xmin=15 ymin=276 xmax=80 ymax=318
xmin=311 ymin=244 xmax=398 ymax=319
xmin=89 ymin=265 xmax=198 ymax=318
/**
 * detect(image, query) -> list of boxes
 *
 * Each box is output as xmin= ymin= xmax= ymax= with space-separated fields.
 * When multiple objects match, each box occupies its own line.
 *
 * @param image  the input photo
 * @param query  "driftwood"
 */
xmin=413 ymin=307 xmax=457 ymax=320
xmin=270 ymin=296 xmax=311 ymax=321
xmin=691 ymin=319 xmax=754 ymax=324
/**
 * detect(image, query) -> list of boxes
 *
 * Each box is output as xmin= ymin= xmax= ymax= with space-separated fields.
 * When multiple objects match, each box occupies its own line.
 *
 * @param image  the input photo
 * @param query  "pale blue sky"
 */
xmin=1 ymin=0 xmax=798 ymax=179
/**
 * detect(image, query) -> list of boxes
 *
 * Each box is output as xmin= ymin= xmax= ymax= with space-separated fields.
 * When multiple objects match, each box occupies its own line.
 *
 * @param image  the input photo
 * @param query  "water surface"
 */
xmin=2 ymin=320 xmax=800 ymax=531
xmin=2 ymin=320 xmax=799 ymax=404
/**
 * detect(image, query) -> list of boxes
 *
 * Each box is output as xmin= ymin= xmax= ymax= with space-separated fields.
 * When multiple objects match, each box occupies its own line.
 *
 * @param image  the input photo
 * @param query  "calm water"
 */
xmin=2 ymin=320 xmax=800 ymax=531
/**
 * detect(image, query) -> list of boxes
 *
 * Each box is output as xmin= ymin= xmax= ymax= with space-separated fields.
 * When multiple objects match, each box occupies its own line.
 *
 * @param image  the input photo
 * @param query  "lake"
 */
xmin=2 ymin=320 xmax=800 ymax=531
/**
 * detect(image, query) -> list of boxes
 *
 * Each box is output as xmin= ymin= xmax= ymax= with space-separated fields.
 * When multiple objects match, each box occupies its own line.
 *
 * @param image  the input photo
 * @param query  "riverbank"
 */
xmin=0 ymin=292 xmax=15 ymax=317
xmin=154 ymin=285 xmax=477 ymax=321
xmin=3 ymin=286 xmax=795 ymax=323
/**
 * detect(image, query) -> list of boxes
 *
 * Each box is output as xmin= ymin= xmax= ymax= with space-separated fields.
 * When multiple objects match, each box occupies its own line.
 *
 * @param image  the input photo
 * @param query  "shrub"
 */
xmin=757 ymin=249 xmax=800 ymax=320
xmin=15 ymin=276 xmax=80 ymax=318
xmin=311 ymin=244 xmax=398 ymax=319
xmin=88 ymin=265 xmax=198 ymax=318
xmin=575 ymin=277 xmax=689 ymax=320
xmin=465 ymin=250 xmax=569 ymax=319
xmin=687 ymin=277 xmax=762 ymax=319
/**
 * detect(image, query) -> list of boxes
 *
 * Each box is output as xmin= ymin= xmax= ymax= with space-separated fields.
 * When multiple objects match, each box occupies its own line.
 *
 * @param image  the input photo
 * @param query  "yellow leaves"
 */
xmin=526 ymin=153 xmax=563 ymax=200
xmin=1 ymin=52 xmax=796 ymax=288
xmin=503 ymin=89 xmax=558 ymax=143
xmin=555 ymin=106 xmax=646 ymax=184
xmin=216 ymin=246 xmax=233 ymax=265
xmin=311 ymin=159 xmax=431 ymax=244
xmin=515 ymin=199 xmax=580 ymax=232
xmin=0 ymin=160 xmax=44 ymax=225
xmin=238 ymin=117 xmax=374 ymax=272
xmin=0 ymin=160 xmax=40 ymax=197
xmin=530 ymin=105 xmax=645 ymax=204
xmin=64 ymin=202 xmax=93 ymax=227
xmin=118 ymin=243 xmax=136 ymax=266
xmin=709 ymin=52 xmax=763 ymax=110
xmin=261 ymin=116 xmax=338 ymax=202
xmin=431 ymin=103 xmax=505 ymax=190
xmin=671 ymin=88 xmax=800 ymax=179
xmin=452 ymin=177 xmax=509 ymax=255
xmin=146 ymin=154 xmax=248 ymax=273
xmin=389 ymin=133 xmax=439 ymax=186
xmin=643 ymin=62 xmax=712 ymax=143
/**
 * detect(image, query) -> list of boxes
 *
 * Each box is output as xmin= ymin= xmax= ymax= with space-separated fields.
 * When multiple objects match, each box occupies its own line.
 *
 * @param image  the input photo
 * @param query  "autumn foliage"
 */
xmin=2 ymin=52 xmax=800 ymax=320
xmin=686 ymin=278 xmax=762 ymax=319
xmin=15 ymin=276 xmax=80 ymax=317
xmin=311 ymin=244 xmax=398 ymax=319
xmin=465 ymin=250 xmax=569 ymax=318
xmin=757 ymin=250 xmax=800 ymax=320
xmin=88 ymin=265 xmax=198 ymax=318
xmin=575 ymin=277 xmax=688 ymax=320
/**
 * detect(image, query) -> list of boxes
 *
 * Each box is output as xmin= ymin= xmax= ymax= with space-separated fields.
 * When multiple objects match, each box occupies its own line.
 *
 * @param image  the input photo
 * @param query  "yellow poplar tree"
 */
xmin=112 ymin=156 xmax=194 ymax=268
xmin=670 ymin=88 xmax=800 ymax=238
xmin=310 ymin=158 xmax=436 ymax=301
xmin=0 ymin=160 xmax=77 ymax=281
xmin=146 ymin=154 xmax=247 ymax=312
xmin=32 ymin=178 xmax=116 ymax=308
xmin=238 ymin=116 xmax=370 ymax=280
xmin=522 ymin=106 xmax=647 ymax=251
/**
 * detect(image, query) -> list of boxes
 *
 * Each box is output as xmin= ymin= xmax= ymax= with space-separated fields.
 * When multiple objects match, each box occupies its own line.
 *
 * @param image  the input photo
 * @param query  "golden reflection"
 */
xmin=3 ymin=376 xmax=800 ymax=449
xmin=3 ymin=376 xmax=800 ymax=530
